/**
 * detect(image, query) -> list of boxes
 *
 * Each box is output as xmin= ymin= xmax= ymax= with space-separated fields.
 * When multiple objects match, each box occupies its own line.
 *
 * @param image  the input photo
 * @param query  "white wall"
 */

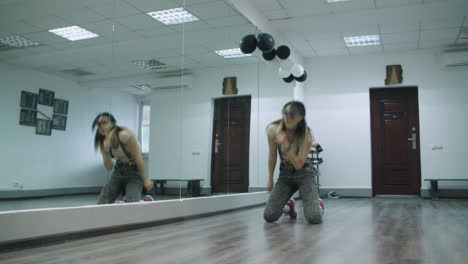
xmin=149 ymin=50 xmax=468 ymax=193
xmin=149 ymin=61 xmax=296 ymax=189
xmin=303 ymin=50 xmax=468 ymax=190
xmin=0 ymin=63 xmax=139 ymax=191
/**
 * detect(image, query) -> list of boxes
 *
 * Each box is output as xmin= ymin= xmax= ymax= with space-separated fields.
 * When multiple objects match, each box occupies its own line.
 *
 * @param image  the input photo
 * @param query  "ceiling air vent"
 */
xmin=132 ymin=59 xmax=168 ymax=70
xmin=441 ymin=49 xmax=468 ymax=68
xmin=60 ymin=68 xmax=95 ymax=77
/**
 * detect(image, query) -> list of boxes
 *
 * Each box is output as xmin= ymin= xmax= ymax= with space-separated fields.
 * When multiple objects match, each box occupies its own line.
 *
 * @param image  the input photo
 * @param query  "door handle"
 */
xmin=408 ymin=133 xmax=417 ymax=149
xmin=215 ymin=134 xmax=221 ymax=153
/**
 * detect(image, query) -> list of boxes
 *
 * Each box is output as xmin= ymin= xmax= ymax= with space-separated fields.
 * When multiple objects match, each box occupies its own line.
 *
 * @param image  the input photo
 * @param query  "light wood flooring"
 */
xmin=1 ymin=198 xmax=467 ymax=264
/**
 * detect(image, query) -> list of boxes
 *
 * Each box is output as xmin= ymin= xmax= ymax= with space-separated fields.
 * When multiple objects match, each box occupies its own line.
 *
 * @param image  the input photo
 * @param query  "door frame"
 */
xmin=208 ymin=94 xmax=252 ymax=193
xmin=369 ymin=86 xmax=422 ymax=196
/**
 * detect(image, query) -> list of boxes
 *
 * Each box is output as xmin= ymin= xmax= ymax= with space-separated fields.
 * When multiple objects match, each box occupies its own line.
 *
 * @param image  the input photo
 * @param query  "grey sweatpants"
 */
xmin=97 ymin=165 xmax=143 ymax=204
xmin=264 ymin=162 xmax=322 ymax=224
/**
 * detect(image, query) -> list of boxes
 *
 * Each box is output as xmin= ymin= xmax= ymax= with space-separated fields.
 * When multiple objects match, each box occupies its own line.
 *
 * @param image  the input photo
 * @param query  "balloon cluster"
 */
xmin=240 ymin=33 xmax=307 ymax=83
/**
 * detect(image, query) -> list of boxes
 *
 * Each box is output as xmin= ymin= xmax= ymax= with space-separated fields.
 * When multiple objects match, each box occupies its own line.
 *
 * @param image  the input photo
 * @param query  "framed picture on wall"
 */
xmin=53 ymin=99 xmax=68 ymax=115
xmin=52 ymin=114 xmax=67 ymax=131
xmin=19 ymin=109 xmax=37 ymax=126
xmin=20 ymin=91 xmax=38 ymax=109
xmin=36 ymin=118 xmax=52 ymax=136
xmin=38 ymin=89 xmax=55 ymax=106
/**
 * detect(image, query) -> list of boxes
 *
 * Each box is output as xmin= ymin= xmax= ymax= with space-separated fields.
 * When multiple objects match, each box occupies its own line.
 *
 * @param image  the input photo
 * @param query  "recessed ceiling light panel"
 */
xmin=147 ymin=8 xmax=199 ymax=25
xmin=344 ymin=34 xmax=380 ymax=47
xmin=49 ymin=26 xmax=99 ymax=41
xmin=0 ymin=35 xmax=39 ymax=48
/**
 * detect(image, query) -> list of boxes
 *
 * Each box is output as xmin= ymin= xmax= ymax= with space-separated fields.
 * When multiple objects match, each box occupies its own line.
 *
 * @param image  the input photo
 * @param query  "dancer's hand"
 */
xmin=266 ymin=179 xmax=273 ymax=192
xmin=143 ymin=179 xmax=154 ymax=192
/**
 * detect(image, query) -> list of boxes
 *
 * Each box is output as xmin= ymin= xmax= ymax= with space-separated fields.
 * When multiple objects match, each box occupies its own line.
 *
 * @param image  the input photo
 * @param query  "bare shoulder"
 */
xmin=266 ymin=123 xmax=278 ymax=139
xmin=118 ymin=127 xmax=137 ymax=144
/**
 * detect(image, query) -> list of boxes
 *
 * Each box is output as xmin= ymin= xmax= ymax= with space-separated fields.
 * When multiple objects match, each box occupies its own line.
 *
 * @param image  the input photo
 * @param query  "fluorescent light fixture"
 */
xmin=0 ymin=35 xmax=39 ymax=48
xmin=48 ymin=26 xmax=99 ymax=41
xmin=215 ymin=48 xmax=252 ymax=58
xmin=344 ymin=34 xmax=380 ymax=47
xmin=327 ymin=0 xmax=352 ymax=3
xmin=147 ymin=8 xmax=199 ymax=25
xmin=132 ymin=59 xmax=167 ymax=70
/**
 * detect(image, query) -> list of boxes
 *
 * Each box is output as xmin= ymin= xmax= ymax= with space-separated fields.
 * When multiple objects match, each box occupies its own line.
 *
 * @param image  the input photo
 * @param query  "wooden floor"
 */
xmin=1 ymin=198 xmax=467 ymax=264
xmin=0 ymin=194 xmax=201 ymax=212
xmin=0 ymin=193 xmax=238 ymax=212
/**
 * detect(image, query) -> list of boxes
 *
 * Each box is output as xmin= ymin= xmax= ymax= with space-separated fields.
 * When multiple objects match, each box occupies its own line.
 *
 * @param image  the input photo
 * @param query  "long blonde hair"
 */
xmin=267 ymin=101 xmax=312 ymax=154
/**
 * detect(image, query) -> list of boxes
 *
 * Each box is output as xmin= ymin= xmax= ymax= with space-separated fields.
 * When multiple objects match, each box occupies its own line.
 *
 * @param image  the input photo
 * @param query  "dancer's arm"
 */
xmin=267 ymin=125 xmax=277 ymax=191
xmin=122 ymin=131 xmax=154 ymax=191
xmin=286 ymin=133 xmax=312 ymax=170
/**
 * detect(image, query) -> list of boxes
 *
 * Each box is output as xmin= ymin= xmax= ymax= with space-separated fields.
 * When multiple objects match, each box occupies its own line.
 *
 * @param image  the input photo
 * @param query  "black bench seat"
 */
xmin=151 ymin=179 xmax=204 ymax=197
xmin=424 ymin=179 xmax=468 ymax=198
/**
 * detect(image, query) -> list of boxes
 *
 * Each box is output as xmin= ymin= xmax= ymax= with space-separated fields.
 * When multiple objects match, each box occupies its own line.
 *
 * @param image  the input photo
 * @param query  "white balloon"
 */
xmin=279 ymin=58 xmax=294 ymax=72
xmin=278 ymin=67 xmax=290 ymax=78
xmin=291 ymin=64 xmax=305 ymax=77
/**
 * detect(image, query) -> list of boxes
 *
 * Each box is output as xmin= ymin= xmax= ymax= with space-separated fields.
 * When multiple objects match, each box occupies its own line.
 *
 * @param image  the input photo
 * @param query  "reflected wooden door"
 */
xmin=370 ymin=87 xmax=421 ymax=195
xmin=211 ymin=96 xmax=251 ymax=193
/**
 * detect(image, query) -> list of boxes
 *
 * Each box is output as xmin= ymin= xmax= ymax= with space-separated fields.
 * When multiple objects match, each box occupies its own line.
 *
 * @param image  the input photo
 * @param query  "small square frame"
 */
xmin=52 ymin=114 xmax=67 ymax=131
xmin=36 ymin=118 xmax=52 ymax=136
xmin=53 ymin=99 xmax=68 ymax=115
xmin=20 ymin=91 xmax=38 ymax=109
xmin=20 ymin=109 xmax=37 ymax=126
xmin=38 ymin=89 xmax=55 ymax=106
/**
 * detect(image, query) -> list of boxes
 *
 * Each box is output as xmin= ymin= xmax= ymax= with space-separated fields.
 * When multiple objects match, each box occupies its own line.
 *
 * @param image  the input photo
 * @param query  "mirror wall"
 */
xmin=147 ymin=0 xmax=262 ymax=200
xmin=0 ymin=0 xmax=294 ymax=212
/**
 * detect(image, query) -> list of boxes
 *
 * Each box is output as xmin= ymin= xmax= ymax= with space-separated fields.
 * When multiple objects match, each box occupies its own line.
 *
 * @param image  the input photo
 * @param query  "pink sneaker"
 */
xmin=143 ymin=195 xmax=153 ymax=202
xmin=318 ymin=198 xmax=324 ymax=215
xmin=287 ymin=199 xmax=297 ymax=218
xmin=120 ymin=195 xmax=127 ymax=203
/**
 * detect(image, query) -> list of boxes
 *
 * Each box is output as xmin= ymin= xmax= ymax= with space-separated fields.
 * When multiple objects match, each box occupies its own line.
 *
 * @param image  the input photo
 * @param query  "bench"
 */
xmin=424 ymin=179 xmax=468 ymax=198
xmin=151 ymin=179 xmax=204 ymax=197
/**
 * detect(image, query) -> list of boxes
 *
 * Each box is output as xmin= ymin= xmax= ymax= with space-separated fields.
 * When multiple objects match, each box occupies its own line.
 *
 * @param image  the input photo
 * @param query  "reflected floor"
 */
xmin=0 ymin=193 xmax=237 ymax=212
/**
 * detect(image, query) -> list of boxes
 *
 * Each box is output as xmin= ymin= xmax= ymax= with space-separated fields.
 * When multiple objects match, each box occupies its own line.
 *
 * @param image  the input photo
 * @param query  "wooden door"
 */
xmin=370 ymin=87 xmax=421 ymax=195
xmin=211 ymin=96 xmax=251 ymax=193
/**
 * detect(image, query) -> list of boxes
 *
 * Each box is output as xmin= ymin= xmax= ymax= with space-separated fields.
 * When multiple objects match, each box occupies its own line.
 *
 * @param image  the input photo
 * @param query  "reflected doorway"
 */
xmin=211 ymin=96 xmax=251 ymax=193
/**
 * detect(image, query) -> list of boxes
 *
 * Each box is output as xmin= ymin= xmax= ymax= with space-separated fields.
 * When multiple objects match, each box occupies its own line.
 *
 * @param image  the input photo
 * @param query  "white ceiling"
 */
xmin=0 ymin=0 xmax=467 ymax=91
xmin=251 ymin=0 xmax=468 ymax=57
xmin=0 ymin=0 xmax=258 ymax=89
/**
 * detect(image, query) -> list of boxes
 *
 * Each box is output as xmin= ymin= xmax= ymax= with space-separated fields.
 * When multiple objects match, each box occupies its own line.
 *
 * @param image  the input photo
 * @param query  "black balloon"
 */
xmin=256 ymin=33 xmax=275 ymax=52
xmin=283 ymin=74 xmax=294 ymax=83
xmin=294 ymin=71 xmax=307 ymax=82
xmin=276 ymin=45 xmax=290 ymax=60
xmin=262 ymin=48 xmax=276 ymax=61
xmin=240 ymin=34 xmax=257 ymax=54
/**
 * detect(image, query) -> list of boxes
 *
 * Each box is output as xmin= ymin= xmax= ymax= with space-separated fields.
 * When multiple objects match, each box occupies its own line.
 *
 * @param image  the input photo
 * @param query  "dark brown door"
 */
xmin=370 ymin=87 xmax=421 ymax=195
xmin=211 ymin=96 xmax=251 ymax=193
